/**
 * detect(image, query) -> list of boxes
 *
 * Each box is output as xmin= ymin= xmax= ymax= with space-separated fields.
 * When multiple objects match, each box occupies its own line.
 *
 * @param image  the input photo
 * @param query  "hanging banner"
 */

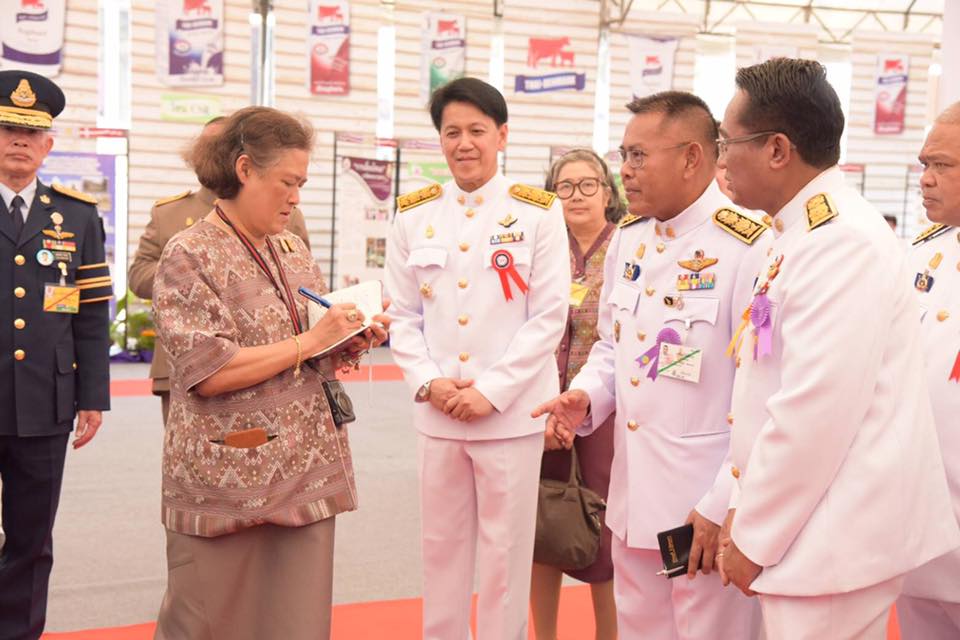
xmin=874 ymin=53 xmax=908 ymax=135
xmin=337 ymin=156 xmax=395 ymax=283
xmin=626 ymin=35 xmax=678 ymax=99
xmin=0 ymin=0 xmax=66 ymax=77
xmin=38 ymin=152 xmax=120 ymax=316
xmin=420 ymin=12 xmax=466 ymax=103
xmin=515 ymin=36 xmax=585 ymax=94
xmin=156 ymin=0 xmax=225 ymax=87
xmin=308 ymin=0 xmax=350 ymax=96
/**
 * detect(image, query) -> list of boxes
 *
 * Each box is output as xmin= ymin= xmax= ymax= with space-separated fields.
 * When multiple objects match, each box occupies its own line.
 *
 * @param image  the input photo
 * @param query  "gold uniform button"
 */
xmin=645 ymin=287 xmax=655 ymax=296
xmin=630 ymin=377 xmax=640 ymax=387
xmin=626 ymin=420 xmax=639 ymax=431
xmin=459 ymin=352 xmax=469 ymax=362
xmin=458 ymin=315 xmax=469 ymax=326
xmin=637 ymin=331 xmax=646 ymax=341
xmin=727 ymin=413 xmax=734 ymax=425
xmin=14 ymin=287 xmax=25 ymax=298
xmin=459 ymin=242 xmax=470 ymax=252
xmin=731 ymin=466 xmax=741 ymax=479
xmin=72 ymin=362 xmax=77 ymax=370
xmin=937 ymin=310 xmax=950 ymax=322
xmin=457 ymin=195 xmax=466 ymax=205
xmin=656 ymin=243 xmax=665 ymax=253
xmin=774 ymin=218 xmax=784 ymax=233
xmin=762 ymin=215 xmax=773 ymax=226
xmin=665 ymin=227 xmax=675 ymax=239
xmin=14 ymin=254 xmax=25 ymax=266
xmin=457 ymin=278 xmax=468 ymax=289
xmin=475 ymin=195 xmax=484 ymax=205
xmin=465 ymin=209 xmax=476 ymax=218
xmin=14 ymin=318 xmax=25 ymax=330
xmin=14 ymin=349 xmax=25 ymax=361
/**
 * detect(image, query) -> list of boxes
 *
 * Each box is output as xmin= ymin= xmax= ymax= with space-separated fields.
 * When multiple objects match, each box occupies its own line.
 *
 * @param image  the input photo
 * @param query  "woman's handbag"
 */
xmin=533 ymin=446 xmax=607 ymax=571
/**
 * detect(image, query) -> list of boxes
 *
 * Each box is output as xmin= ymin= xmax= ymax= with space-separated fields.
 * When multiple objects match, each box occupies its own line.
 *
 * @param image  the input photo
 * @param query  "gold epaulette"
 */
xmin=806 ymin=193 xmax=838 ymax=231
xmin=154 ymin=190 xmax=191 ymax=207
xmin=397 ymin=184 xmax=442 ymax=213
xmin=912 ymin=223 xmax=949 ymax=246
xmin=617 ymin=213 xmax=645 ymax=229
xmin=509 ymin=184 xmax=556 ymax=209
xmin=712 ymin=208 xmax=767 ymax=244
xmin=52 ymin=183 xmax=98 ymax=205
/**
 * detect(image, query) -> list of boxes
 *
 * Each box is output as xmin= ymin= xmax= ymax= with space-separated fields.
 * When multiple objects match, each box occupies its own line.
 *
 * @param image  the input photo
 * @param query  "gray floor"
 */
xmin=44 ymin=352 xmax=425 ymax=632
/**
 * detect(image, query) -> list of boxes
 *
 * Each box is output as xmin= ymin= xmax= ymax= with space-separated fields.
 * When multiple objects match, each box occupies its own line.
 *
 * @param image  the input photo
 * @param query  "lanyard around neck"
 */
xmin=215 ymin=204 xmax=303 ymax=335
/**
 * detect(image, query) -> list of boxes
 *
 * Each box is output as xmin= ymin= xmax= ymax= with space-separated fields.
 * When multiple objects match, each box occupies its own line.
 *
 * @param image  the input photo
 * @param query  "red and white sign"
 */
xmin=308 ymin=1 xmax=350 ymax=96
xmin=874 ymin=53 xmax=909 ymax=135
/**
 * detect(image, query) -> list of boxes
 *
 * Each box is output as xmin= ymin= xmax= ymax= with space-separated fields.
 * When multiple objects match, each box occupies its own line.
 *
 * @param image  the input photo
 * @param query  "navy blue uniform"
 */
xmin=0 ymin=181 xmax=112 ymax=640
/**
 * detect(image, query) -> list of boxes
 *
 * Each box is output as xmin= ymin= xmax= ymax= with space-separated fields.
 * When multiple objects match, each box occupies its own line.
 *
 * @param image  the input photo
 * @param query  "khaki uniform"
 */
xmin=128 ymin=187 xmax=310 ymax=421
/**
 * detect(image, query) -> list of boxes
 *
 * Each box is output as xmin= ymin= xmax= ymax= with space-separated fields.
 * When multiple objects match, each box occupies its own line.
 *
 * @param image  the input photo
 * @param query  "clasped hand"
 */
xmin=426 ymin=378 xmax=494 ymax=422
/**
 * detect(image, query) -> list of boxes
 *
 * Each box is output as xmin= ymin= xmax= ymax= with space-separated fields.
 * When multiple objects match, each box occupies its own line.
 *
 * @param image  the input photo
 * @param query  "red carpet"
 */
xmin=42 ymin=589 xmax=901 ymax=639
xmin=108 ymin=365 xmax=404 ymax=398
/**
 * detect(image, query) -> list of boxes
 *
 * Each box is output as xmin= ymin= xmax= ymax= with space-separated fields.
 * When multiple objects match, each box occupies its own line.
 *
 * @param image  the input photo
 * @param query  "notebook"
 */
xmin=305 ymin=280 xmax=384 ymax=357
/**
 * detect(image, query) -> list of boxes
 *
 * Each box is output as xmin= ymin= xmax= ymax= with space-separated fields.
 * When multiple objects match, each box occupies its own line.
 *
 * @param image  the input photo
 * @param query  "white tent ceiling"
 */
xmin=609 ymin=0 xmax=945 ymax=42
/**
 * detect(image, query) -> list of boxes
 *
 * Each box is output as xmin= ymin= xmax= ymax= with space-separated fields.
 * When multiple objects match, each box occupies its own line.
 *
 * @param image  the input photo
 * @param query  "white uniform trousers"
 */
xmin=897 ymin=595 xmax=960 ymax=639
xmin=418 ymin=431 xmax=543 ymax=640
xmin=610 ymin=534 xmax=761 ymax=640
xmin=758 ymin=575 xmax=902 ymax=640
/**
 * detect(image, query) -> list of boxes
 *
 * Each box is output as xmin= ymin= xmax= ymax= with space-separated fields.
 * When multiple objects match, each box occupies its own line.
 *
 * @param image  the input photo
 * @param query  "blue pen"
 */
xmin=298 ymin=286 xmax=332 ymax=308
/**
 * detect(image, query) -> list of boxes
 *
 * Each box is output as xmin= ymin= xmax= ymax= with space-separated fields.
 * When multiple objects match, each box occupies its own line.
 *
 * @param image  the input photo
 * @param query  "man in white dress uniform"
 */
xmin=384 ymin=77 xmax=569 ymax=640
xmin=715 ymin=58 xmax=960 ymax=639
xmin=533 ymin=91 xmax=762 ymax=639
xmin=897 ymin=101 xmax=960 ymax=639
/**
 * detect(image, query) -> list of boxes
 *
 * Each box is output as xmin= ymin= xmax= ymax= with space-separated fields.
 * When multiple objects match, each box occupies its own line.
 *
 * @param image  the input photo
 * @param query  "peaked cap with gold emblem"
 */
xmin=0 ymin=70 xmax=66 ymax=130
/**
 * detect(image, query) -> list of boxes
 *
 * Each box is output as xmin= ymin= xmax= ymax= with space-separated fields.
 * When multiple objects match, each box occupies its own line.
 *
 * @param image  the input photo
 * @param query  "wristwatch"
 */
xmin=415 ymin=379 xmax=432 ymax=403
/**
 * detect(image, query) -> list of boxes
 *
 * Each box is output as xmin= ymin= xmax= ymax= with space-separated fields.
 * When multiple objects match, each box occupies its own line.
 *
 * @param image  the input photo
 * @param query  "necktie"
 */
xmin=9 ymin=195 xmax=24 ymax=238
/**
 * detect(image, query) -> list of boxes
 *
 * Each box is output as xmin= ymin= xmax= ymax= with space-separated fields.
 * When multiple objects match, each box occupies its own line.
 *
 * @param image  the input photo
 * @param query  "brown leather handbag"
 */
xmin=533 ymin=446 xmax=607 ymax=571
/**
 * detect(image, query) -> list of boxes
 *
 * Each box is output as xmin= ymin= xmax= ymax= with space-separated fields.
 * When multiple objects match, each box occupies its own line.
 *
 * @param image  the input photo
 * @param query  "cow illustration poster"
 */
xmin=874 ymin=53 xmax=909 ymax=135
xmin=308 ymin=0 xmax=350 ymax=96
xmin=515 ymin=36 xmax=585 ymax=94
xmin=626 ymin=35 xmax=678 ymax=99
xmin=420 ymin=12 xmax=466 ymax=104
xmin=156 ymin=0 xmax=224 ymax=87
xmin=0 ymin=0 xmax=66 ymax=77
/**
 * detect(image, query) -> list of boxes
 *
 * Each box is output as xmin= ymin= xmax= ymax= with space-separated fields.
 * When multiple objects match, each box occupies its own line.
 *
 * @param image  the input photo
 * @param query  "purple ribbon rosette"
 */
xmin=637 ymin=327 xmax=681 ymax=380
xmin=750 ymin=292 xmax=773 ymax=360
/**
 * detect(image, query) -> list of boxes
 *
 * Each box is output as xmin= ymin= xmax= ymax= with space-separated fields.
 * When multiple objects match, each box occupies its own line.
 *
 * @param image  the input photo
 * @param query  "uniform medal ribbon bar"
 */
xmin=490 ymin=249 xmax=528 ymax=301
xmin=637 ymin=327 xmax=681 ymax=380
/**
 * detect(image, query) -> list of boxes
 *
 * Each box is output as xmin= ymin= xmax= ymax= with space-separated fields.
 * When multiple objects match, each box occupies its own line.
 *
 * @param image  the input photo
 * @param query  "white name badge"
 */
xmin=657 ymin=342 xmax=703 ymax=383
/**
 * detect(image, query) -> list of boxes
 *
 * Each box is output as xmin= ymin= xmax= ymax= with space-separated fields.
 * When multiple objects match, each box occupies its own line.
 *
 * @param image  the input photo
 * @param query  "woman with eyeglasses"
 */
xmin=531 ymin=149 xmax=627 ymax=640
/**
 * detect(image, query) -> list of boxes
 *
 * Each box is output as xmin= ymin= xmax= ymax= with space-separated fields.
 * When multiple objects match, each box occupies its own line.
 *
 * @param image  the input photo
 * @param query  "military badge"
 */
xmin=498 ymin=213 xmax=518 ymax=228
xmin=490 ymin=232 xmax=524 ymax=245
xmin=915 ymin=271 xmax=934 ymax=292
xmin=425 ymin=225 xmax=434 ymax=239
xmin=805 ymin=193 xmax=838 ymax=231
xmin=678 ymin=249 xmax=718 ymax=273
xmin=635 ymin=243 xmax=646 ymax=259
xmin=623 ymin=262 xmax=641 ymax=281
xmin=10 ymin=78 xmax=37 ymax=108
xmin=39 ymin=194 xmax=51 ymax=205
xmin=677 ymin=273 xmax=716 ymax=291
xmin=36 ymin=249 xmax=54 ymax=266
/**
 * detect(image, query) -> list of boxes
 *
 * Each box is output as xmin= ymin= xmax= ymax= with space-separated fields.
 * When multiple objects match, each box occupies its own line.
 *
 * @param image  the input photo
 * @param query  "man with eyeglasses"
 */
xmin=534 ymin=90 xmax=764 ymax=639
xmin=714 ymin=57 xmax=959 ymax=637
xmin=897 ymin=101 xmax=960 ymax=639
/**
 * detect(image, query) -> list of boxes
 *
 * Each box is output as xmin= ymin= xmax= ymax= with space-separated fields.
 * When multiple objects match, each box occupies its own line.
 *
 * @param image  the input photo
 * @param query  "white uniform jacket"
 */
xmin=903 ymin=223 xmax=960 ymax=603
xmin=570 ymin=182 xmax=768 ymax=548
xmin=728 ymin=167 xmax=960 ymax=596
xmin=385 ymin=173 xmax=570 ymax=441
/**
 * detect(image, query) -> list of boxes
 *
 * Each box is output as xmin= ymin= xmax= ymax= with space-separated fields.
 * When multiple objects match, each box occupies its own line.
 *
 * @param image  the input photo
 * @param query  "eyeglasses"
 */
xmin=618 ymin=142 xmax=692 ymax=169
xmin=716 ymin=131 xmax=779 ymax=155
xmin=555 ymin=177 xmax=604 ymax=199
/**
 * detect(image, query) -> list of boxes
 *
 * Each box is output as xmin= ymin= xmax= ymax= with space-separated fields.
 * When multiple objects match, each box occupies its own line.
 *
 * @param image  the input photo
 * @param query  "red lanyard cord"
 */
xmin=215 ymin=204 xmax=303 ymax=335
